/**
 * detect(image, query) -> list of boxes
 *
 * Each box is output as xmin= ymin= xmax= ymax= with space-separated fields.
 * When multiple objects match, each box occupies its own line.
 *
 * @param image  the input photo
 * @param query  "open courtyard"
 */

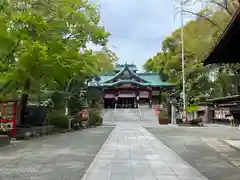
xmin=1 ymin=109 xmax=240 ymax=180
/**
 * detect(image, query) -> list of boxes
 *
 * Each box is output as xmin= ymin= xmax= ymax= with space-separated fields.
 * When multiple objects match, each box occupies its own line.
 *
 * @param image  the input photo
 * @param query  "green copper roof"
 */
xmin=88 ymin=64 xmax=174 ymax=88
xmin=104 ymin=64 xmax=147 ymax=83
xmin=104 ymin=80 xmax=151 ymax=87
xmin=138 ymin=73 xmax=173 ymax=87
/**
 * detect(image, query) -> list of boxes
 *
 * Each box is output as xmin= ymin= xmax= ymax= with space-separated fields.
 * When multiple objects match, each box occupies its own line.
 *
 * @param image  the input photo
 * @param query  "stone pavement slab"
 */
xmin=203 ymin=138 xmax=240 ymax=168
xmin=82 ymin=124 xmax=208 ymax=180
xmin=0 ymin=127 xmax=113 ymax=180
xmin=148 ymin=127 xmax=240 ymax=180
xmin=225 ymin=140 xmax=240 ymax=150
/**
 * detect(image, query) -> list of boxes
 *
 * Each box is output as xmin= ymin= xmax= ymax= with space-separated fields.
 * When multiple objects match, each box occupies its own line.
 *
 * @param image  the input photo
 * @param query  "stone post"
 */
xmin=169 ymin=96 xmax=177 ymax=125
xmin=171 ymin=104 xmax=177 ymax=125
xmin=136 ymin=90 xmax=139 ymax=108
xmin=149 ymin=90 xmax=152 ymax=108
xmin=203 ymin=104 xmax=213 ymax=123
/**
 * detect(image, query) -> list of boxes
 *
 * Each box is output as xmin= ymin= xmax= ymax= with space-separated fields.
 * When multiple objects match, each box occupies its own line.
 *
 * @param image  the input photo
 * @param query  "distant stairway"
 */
xmin=138 ymin=105 xmax=158 ymax=123
xmin=101 ymin=107 xmax=158 ymax=125
xmin=114 ymin=109 xmax=141 ymax=122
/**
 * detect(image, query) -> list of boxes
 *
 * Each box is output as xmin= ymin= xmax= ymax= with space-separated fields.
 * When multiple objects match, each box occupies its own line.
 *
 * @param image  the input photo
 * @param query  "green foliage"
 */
xmin=158 ymin=109 xmax=168 ymax=119
xmin=47 ymin=110 xmax=69 ymax=129
xmin=143 ymin=5 xmax=235 ymax=106
xmin=0 ymin=0 xmax=114 ymax=100
xmin=186 ymin=105 xmax=198 ymax=113
xmin=91 ymin=48 xmax=116 ymax=73
xmin=87 ymin=110 xmax=102 ymax=126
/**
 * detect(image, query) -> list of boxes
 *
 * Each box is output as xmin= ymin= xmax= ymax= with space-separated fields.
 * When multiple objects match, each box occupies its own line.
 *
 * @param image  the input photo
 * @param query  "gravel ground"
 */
xmin=0 ymin=127 xmax=113 ymax=180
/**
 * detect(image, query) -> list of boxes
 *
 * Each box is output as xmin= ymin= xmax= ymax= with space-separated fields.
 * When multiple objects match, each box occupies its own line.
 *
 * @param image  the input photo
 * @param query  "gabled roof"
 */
xmin=104 ymin=64 xmax=148 ymax=83
xmin=204 ymin=7 xmax=240 ymax=65
xmin=88 ymin=64 xmax=175 ymax=88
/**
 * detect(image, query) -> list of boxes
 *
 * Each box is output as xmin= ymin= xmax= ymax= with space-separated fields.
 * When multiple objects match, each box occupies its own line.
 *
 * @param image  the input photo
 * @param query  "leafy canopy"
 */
xmin=0 ymin=0 xmax=113 ymax=98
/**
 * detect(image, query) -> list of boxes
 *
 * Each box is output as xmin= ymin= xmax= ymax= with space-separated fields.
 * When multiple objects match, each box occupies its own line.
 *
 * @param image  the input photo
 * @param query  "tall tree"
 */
xmin=0 ymin=0 xmax=111 ymax=123
xmin=143 ymin=7 xmax=233 ymax=107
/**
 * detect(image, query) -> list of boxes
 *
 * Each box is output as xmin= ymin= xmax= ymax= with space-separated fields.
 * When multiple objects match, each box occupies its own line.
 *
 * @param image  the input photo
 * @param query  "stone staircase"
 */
xmin=139 ymin=106 xmax=158 ymax=122
xmin=101 ymin=107 xmax=158 ymax=125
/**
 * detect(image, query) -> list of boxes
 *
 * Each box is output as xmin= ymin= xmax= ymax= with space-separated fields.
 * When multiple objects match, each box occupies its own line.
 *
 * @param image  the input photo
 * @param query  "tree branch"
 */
xmin=182 ymin=9 xmax=223 ymax=30
xmin=210 ymin=0 xmax=233 ymax=16
xmin=0 ymin=80 xmax=12 ymax=93
xmin=0 ymin=40 xmax=20 ymax=64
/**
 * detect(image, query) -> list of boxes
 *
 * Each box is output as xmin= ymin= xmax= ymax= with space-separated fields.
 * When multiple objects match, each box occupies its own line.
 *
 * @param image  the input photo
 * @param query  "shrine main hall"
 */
xmin=88 ymin=64 xmax=174 ymax=109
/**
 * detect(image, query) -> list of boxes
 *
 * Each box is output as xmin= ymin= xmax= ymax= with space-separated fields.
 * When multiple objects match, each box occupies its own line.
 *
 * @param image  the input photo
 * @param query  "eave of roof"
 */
xmin=207 ymin=95 xmax=240 ymax=103
xmin=204 ymin=7 xmax=240 ymax=65
xmin=88 ymin=79 xmax=175 ymax=88
xmin=104 ymin=80 xmax=150 ymax=87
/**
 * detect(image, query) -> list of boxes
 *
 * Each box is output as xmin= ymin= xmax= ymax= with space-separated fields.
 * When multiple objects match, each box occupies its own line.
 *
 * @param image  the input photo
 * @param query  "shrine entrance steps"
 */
xmin=101 ymin=108 xmax=158 ymax=126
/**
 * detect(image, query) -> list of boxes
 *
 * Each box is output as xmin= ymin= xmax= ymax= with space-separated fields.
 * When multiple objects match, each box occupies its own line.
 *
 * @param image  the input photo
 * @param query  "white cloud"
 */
xmin=89 ymin=0 xmax=201 ymax=71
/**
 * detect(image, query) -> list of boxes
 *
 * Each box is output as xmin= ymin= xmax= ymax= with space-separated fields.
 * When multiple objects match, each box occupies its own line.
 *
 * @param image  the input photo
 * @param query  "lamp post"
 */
xmin=180 ymin=0 xmax=187 ymax=122
xmin=115 ymin=96 xmax=118 ymax=108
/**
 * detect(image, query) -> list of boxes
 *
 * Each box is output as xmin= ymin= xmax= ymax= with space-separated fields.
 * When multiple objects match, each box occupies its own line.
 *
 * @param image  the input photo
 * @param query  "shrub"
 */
xmin=188 ymin=118 xmax=202 ymax=126
xmin=47 ymin=110 xmax=69 ymax=129
xmin=87 ymin=110 xmax=102 ymax=127
xmin=158 ymin=109 xmax=169 ymax=124
xmin=158 ymin=109 xmax=168 ymax=119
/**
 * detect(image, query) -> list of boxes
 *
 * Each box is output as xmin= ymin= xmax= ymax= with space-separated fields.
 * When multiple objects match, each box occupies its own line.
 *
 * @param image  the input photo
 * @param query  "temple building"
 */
xmin=88 ymin=64 xmax=174 ymax=109
xmin=203 ymin=6 xmax=240 ymax=124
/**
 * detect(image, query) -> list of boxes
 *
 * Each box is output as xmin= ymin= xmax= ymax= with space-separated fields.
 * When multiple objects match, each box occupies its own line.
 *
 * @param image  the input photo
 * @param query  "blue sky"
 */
xmin=90 ymin=0 xmax=201 ymax=71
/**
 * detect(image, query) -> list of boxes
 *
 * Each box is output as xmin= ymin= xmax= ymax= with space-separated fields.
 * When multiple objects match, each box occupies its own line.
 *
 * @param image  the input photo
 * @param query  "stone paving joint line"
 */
xmin=81 ymin=124 xmax=209 ymax=180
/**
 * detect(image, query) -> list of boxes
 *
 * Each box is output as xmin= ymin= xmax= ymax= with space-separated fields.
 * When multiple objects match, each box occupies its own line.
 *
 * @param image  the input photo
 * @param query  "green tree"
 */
xmin=143 ymin=7 xmax=232 ymax=107
xmin=0 ymin=0 xmax=111 ymax=123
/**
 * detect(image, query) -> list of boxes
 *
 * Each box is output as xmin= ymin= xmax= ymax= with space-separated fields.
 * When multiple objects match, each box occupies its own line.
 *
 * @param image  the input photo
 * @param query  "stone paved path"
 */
xmin=148 ymin=126 xmax=240 ymax=180
xmin=0 ymin=127 xmax=113 ymax=180
xmin=82 ymin=124 xmax=208 ymax=180
xmin=202 ymin=138 xmax=240 ymax=168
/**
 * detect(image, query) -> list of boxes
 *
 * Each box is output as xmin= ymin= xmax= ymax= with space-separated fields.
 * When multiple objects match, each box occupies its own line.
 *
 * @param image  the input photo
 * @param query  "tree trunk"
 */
xmin=19 ymin=78 xmax=30 ymax=125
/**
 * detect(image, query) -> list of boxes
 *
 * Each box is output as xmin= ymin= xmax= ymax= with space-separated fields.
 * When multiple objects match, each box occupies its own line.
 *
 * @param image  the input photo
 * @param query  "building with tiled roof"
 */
xmin=88 ymin=63 xmax=174 ymax=108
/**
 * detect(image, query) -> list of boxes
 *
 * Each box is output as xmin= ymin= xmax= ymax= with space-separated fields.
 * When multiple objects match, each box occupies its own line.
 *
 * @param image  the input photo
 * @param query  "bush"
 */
xmin=158 ymin=109 xmax=168 ymax=119
xmin=87 ymin=110 xmax=102 ymax=127
xmin=158 ymin=109 xmax=169 ymax=124
xmin=188 ymin=118 xmax=202 ymax=126
xmin=47 ymin=110 xmax=69 ymax=129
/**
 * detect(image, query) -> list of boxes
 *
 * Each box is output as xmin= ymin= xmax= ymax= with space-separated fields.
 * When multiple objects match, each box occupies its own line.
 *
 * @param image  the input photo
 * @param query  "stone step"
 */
xmin=0 ymin=135 xmax=10 ymax=147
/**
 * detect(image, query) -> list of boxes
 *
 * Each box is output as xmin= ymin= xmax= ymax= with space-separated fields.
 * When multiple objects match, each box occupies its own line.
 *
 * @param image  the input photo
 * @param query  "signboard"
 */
xmin=118 ymin=84 xmax=136 ymax=88
xmin=139 ymin=91 xmax=149 ymax=98
xmin=0 ymin=101 xmax=17 ymax=137
xmin=118 ymin=92 xmax=136 ymax=98
xmin=152 ymin=91 xmax=160 ymax=96
xmin=104 ymin=94 xmax=115 ymax=99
